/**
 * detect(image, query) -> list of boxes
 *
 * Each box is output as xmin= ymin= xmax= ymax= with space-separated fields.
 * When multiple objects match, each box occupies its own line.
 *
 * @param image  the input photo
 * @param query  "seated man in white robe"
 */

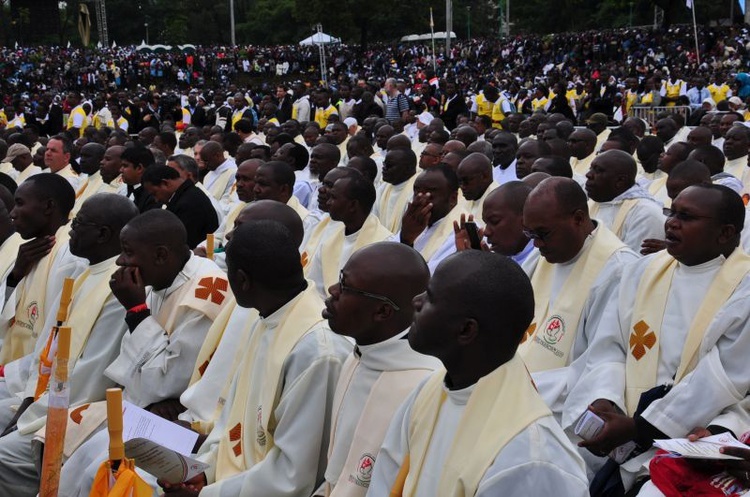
xmin=0 ymin=186 xmax=23 ymax=311
xmin=648 ymin=141 xmax=694 ymax=207
xmin=160 ymin=219 xmax=350 ymax=497
xmin=0 ymin=173 xmax=86 ymax=367
xmin=397 ymin=164 xmax=461 ymax=273
xmin=568 ymin=128 xmax=597 ymax=176
xmin=199 ymin=141 xmax=237 ymax=214
xmin=520 ymin=177 xmax=637 ymax=425
xmin=194 ymin=159 xmax=260 ymax=270
xmin=308 ymin=172 xmax=391 ymax=298
xmin=307 ymin=143 xmax=341 ymax=212
xmin=56 ymin=209 xmax=231 ymax=497
xmin=180 ymin=200 xmax=306 ymax=437
xmin=71 ymin=143 xmax=118 ymax=215
xmin=723 ymin=125 xmax=750 ymax=195
xmin=302 ymin=167 xmax=356 ymax=267
xmin=373 ymin=148 xmax=418 ymax=233
xmin=252 ymin=160 xmax=322 ymax=251
xmin=564 ymin=184 xmax=750 ymax=494
xmin=367 ymin=250 xmax=589 ymax=497
xmin=585 ymin=150 xmax=665 ymax=252
xmin=453 ymin=181 xmax=534 ymax=265
xmin=0 ymin=194 xmax=139 ymax=497
xmin=320 ymin=242 xmax=441 ymax=497
xmin=456 ymin=152 xmax=499 ymax=219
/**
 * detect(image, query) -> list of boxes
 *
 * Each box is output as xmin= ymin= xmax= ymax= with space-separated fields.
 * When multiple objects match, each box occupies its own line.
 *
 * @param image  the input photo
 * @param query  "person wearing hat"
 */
xmin=587 ymin=112 xmax=611 ymax=152
xmin=4 ymin=144 xmax=39 ymax=185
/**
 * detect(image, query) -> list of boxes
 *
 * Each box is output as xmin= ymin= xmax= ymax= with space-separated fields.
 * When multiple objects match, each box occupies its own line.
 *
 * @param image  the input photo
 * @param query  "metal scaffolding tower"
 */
xmin=91 ymin=0 xmax=109 ymax=46
xmin=315 ymin=23 xmax=328 ymax=87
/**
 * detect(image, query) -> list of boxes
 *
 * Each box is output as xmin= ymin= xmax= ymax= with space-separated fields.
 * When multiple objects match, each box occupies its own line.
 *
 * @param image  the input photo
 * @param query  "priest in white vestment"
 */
xmin=373 ymin=148 xmax=418 ymax=233
xmin=586 ymin=150 xmax=665 ymax=252
xmin=320 ymin=243 xmax=441 ymax=497
xmin=55 ymin=210 xmax=232 ymax=497
xmin=0 ymin=194 xmax=139 ymax=497
xmin=367 ymin=251 xmax=589 ymax=497
xmin=564 ymin=184 xmax=750 ymax=493
xmin=395 ymin=165 xmax=462 ymax=273
xmin=520 ymin=177 xmax=637 ymax=421
xmin=163 ymin=219 xmax=350 ymax=497
xmin=456 ymin=152 xmax=499 ymax=220
xmin=308 ymin=174 xmax=391 ymax=298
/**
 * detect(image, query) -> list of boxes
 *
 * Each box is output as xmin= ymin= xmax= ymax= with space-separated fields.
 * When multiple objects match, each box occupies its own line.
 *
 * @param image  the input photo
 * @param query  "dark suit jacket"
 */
xmin=44 ymin=104 xmax=64 ymax=136
xmin=129 ymin=185 xmax=161 ymax=213
xmin=440 ymin=94 xmax=469 ymax=130
xmin=166 ymin=180 xmax=219 ymax=249
xmin=277 ymin=97 xmax=293 ymax=123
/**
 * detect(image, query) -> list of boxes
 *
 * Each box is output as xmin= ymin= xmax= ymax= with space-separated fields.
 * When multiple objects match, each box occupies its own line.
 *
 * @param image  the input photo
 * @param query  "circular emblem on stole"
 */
xmin=27 ymin=302 xmax=39 ymax=327
xmin=355 ymin=453 xmax=375 ymax=485
xmin=543 ymin=315 xmax=565 ymax=345
xmin=256 ymin=405 xmax=266 ymax=447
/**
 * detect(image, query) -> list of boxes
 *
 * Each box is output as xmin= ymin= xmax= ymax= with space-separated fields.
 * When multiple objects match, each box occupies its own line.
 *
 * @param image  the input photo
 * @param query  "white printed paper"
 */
xmin=124 ymin=437 xmax=209 ymax=484
xmin=122 ymin=401 xmax=198 ymax=455
xmin=653 ymin=433 xmax=747 ymax=460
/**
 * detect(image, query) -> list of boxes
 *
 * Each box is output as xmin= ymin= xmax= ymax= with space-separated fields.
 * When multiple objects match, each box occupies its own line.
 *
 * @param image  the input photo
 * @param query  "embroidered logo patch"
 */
xmin=195 ymin=277 xmax=228 ymax=305
xmin=543 ymin=315 xmax=566 ymax=345
xmin=348 ymin=453 xmax=375 ymax=488
xmin=630 ymin=320 xmax=657 ymax=360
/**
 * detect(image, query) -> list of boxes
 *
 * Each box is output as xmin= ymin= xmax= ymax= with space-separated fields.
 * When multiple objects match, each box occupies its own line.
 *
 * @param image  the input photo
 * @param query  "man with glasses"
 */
xmin=0 ymin=194 xmax=138 ymax=496
xmin=520 ymin=178 xmax=636 ymax=455
xmin=565 ymin=184 xmax=750 ymax=495
xmin=418 ymin=143 xmax=443 ymax=170
xmin=319 ymin=242 xmax=440 ymax=497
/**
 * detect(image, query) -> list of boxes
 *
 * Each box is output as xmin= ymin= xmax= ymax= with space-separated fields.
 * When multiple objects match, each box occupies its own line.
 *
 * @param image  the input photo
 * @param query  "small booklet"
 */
xmin=121 ymin=401 xmax=210 ymax=483
xmin=653 ymin=433 xmax=747 ymax=460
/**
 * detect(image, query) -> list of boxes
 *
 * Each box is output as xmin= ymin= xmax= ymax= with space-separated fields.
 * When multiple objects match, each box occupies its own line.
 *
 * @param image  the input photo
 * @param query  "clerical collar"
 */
xmin=677 ymin=253 xmax=726 ymax=273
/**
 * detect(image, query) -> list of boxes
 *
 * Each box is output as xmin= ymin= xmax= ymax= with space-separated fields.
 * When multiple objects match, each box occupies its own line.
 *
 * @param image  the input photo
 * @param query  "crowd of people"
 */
xmin=0 ymin=21 xmax=749 ymax=497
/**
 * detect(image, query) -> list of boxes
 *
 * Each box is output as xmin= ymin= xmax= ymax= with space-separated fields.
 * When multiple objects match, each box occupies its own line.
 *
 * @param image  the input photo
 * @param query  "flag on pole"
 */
xmin=685 ymin=0 xmax=692 ymax=8
xmin=430 ymin=7 xmax=434 ymax=28
xmin=741 ymin=0 xmax=746 ymax=15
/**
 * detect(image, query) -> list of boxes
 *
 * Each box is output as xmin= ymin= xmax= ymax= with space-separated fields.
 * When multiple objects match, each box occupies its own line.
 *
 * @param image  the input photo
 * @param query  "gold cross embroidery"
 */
xmin=195 ymin=277 xmax=228 ymax=305
xmin=229 ymin=422 xmax=242 ymax=457
xmin=630 ymin=320 xmax=657 ymax=360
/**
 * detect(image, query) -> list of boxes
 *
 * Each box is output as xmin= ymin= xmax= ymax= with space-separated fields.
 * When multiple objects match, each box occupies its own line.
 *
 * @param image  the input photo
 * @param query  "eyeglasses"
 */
xmin=71 ymin=217 xmax=102 ymax=229
xmin=338 ymin=270 xmax=401 ymax=310
xmin=522 ymin=228 xmax=554 ymax=242
xmin=664 ymin=209 xmax=715 ymax=222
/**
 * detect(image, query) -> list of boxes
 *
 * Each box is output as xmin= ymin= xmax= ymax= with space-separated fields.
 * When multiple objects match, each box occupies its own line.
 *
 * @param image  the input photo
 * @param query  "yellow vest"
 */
xmin=474 ymin=93 xmax=493 ymax=118
xmin=708 ymin=83 xmax=730 ymax=103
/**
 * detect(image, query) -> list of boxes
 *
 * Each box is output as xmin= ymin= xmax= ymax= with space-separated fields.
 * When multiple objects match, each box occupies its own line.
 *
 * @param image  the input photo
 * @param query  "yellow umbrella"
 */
xmin=89 ymin=389 xmax=152 ymax=497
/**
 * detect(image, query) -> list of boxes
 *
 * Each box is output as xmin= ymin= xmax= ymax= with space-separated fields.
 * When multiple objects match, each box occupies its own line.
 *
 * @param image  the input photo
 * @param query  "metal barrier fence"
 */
xmin=628 ymin=105 xmax=691 ymax=128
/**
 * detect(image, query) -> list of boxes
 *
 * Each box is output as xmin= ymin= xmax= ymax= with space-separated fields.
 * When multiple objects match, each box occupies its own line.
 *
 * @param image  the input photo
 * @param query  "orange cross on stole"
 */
xmin=630 ymin=320 xmax=657 ymax=360
xmin=195 ymin=277 xmax=228 ymax=305
xmin=229 ymin=422 xmax=242 ymax=457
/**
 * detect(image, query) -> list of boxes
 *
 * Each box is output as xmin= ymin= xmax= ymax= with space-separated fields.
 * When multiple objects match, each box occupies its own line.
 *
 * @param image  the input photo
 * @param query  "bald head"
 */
xmin=123 ymin=209 xmax=187 ymax=251
xmin=486 ymin=180 xmax=531 ymax=214
xmin=521 ymin=171 xmax=551 ymax=188
xmin=229 ymin=199 xmax=304 ymax=248
xmin=666 ymin=160 xmax=711 ymax=200
xmin=688 ymin=145 xmax=725 ymax=175
xmin=386 ymin=134 xmax=411 ymax=151
xmin=330 ymin=242 xmax=430 ymax=342
xmin=687 ymin=126 xmax=713 ymax=147
xmin=455 ymin=126 xmax=478 ymax=147
xmin=568 ymin=129 xmax=597 ymax=159
xmin=528 ymin=177 xmax=589 ymax=213
xmin=443 ymin=140 xmax=467 ymax=155
xmin=410 ymin=251 xmax=534 ymax=362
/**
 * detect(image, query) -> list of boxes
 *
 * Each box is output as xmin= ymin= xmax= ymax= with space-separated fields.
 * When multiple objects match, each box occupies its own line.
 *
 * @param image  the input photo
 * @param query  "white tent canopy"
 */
xmin=401 ymin=31 xmax=456 ymax=42
xmin=299 ymin=32 xmax=341 ymax=45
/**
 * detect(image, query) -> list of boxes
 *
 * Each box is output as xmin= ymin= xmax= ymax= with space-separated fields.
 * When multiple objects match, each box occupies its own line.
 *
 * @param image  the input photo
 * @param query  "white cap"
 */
xmin=343 ymin=117 xmax=358 ymax=128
